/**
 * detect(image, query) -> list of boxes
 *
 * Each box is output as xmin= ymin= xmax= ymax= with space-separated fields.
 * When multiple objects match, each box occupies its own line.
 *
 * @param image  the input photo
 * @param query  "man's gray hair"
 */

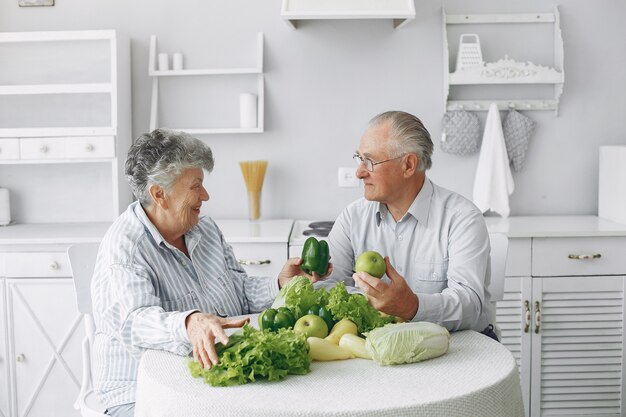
xmin=125 ymin=128 xmax=214 ymax=206
xmin=369 ymin=111 xmax=433 ymax=171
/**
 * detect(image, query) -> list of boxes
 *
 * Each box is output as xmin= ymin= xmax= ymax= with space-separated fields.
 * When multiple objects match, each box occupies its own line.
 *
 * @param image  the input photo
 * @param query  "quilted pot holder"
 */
xmin=441 ymin=110 xmax=481 ymax=155
xmin=502 ymin=109 xmax=536 ymax=172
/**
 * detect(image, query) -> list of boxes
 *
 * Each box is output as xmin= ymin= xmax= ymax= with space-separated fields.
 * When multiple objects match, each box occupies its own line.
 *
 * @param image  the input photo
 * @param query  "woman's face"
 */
xmin=165 ymin=167 xmax=209 ymax=233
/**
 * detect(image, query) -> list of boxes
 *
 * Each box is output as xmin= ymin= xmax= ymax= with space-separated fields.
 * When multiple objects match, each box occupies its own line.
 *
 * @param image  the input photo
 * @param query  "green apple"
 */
xmin=354 ymin=251 xmax=386 ymax=278
xmin=293 ymin=314 xmax=329 ymax=339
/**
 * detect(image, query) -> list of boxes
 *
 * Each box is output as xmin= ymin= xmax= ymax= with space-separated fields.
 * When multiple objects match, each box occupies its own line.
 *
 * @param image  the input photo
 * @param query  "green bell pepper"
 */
xmin=258 ymin=307 xmax=296 ymax=332
xmin=306 ymin=304 xmax=335 ymax=331
xmin=300 ymin=237 xmax=330 ymax=276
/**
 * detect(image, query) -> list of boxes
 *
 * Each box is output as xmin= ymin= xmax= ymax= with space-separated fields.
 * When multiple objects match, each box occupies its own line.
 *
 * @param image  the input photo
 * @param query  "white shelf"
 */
xmin=148 ymin=33 xmax=265 ymax=134
xmin=443 ymin=6 xmax=564 ymax=114
xmin=0 ymin=29 xmax=132 ymax=223
xmin=0 ymin=126 xmax=116 ymax=138
xmin=149 ymin=68 xmax=261 ymax=77
xmin=281 ymin=0 xmax=415 ymax=29
xmin=0 ymin=158 xmax=115 ymax=165
xmin=0 ymin=222 xmax=111 ymax=245
xmin=0 ymin=83 xmax=112 ymax=95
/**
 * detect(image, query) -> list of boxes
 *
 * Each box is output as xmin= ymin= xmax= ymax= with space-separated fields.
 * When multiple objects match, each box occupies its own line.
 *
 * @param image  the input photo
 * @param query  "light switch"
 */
xmin=338 ymin=167 xmax=360 ymax=187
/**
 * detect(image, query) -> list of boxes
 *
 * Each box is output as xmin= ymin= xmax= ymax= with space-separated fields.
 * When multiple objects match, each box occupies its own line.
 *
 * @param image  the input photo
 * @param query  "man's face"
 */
xmin=356 ymin=121 xmax=404 ymax=203
xmin=165 ymin=167 xmax=209 ymax=232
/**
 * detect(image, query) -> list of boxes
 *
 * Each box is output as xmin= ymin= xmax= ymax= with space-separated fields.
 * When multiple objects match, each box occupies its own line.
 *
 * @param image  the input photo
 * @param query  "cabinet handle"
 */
xmin=85 ymin=143 xmax=95 ymax=152
xmin=49 ymin=261 xmax=59 ymax=270
xmin=16 ymin=353 xmax=25 ymax=363
xmin=568 ymin=253 xmax=601 ymax=260
xmin=523 ymin=300 xmax=531 ymax=333
xmin=238 ymin=259 xmax=271 ymax=266
xmin=39 ymin=145 xmax=49 ymax=153
xmin=534 ymin=301 xmax=541 ymax=334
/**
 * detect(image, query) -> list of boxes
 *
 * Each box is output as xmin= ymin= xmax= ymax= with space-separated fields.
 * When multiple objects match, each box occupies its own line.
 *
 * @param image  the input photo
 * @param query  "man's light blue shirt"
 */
xmin=327 ymin=178 xmax=492 ymax=332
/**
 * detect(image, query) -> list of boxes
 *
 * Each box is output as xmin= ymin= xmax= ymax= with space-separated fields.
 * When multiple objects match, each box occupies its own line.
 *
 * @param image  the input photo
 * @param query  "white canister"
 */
xmin=0 ymin=188 xmax=11 ymax=226
xmin=158 ymin=53 xmax=169 ymax=71
xmin=172 ymin=53 xmax=184 ymax=70
xmin=239 ymin=93 xmax=257 ymax=128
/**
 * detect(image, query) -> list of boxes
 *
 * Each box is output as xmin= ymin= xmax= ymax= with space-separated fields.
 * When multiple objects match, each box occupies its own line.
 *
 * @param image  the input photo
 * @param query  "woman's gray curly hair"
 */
xmin=124 ymin=128 xmax=214 ymax=206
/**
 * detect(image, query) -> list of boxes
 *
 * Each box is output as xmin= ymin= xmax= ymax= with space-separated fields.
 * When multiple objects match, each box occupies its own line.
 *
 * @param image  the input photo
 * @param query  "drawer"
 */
xmin=229 ymin=243 xmax=287 ymax=278
xmin=20 ymin=137 xmax=66 ymax=159
xmin=4 ymin=252 xmax=71 ymax=278
xmin=505 ymin=238 xmax=531 ymax=277
xmin=66 ymin=136 xmax=115 ymax=158
xmin=0 ymin=138 xmax=20 ymax=160
xmin=532 ymin=237 xmax=626 ymax=277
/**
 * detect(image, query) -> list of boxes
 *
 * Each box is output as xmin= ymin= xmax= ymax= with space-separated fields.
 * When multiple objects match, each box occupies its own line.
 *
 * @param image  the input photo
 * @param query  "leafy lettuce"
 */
xmin=188 ymin=324 xmax=310 ymax=387
xmin=326 ymin=283 xmax=396 ymax=333
xmin=271 ymin=275 xmax=329 ymax=319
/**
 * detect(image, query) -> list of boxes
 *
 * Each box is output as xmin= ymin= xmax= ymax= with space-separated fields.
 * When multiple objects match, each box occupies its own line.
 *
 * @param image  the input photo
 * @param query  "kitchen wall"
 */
xmin=1 ymin=0 xmax=625 ymax=222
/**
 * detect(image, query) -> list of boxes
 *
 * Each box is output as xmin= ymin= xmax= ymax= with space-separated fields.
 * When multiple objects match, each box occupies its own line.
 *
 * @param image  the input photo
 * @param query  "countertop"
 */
xmin=485 ymin=216 xmax=626 ymax=238
xmin=1 ymin=216 xmax=625 ymax=246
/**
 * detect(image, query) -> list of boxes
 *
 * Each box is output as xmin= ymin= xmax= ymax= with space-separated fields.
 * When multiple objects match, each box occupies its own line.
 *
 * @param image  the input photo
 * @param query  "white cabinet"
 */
xmin=0 ymin=30 xmax=132 ymax=223
xmin=6 ymin=277 xmax=83 ymax=417
xmin=215 ymin=219 xmax=293 ymax=278
xmin=492 ymin=223 xmax=626 ymax=417
xmin=0 ymin=223 xmax=108 ymax=417
xmin=0 ymin=280 xmax=8 ymax=417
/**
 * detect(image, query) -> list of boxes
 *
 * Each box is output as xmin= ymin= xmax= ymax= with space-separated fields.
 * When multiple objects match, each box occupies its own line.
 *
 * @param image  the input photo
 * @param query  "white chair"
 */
xmin=488 ymin=233 xmax=509 ymax=341
xmin=67 ymin=243 xmax=108 ymax=417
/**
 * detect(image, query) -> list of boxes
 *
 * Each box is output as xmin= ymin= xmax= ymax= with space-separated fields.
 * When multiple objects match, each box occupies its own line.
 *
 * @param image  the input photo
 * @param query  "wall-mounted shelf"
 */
xmin=148 ymin=33 xmax=264 ymax=134
xmin=281 ymin=0 xmax=415 ymax=29
xmin=443 ymin=7 xmax=564 ymax=115
xmin=0 ymin=30 xmax=132 ymax=224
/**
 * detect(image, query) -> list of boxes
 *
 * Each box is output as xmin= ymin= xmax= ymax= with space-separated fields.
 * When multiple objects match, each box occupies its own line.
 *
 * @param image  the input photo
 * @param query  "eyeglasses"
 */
xmin=353 ymin=152 xmax=404 ymax=172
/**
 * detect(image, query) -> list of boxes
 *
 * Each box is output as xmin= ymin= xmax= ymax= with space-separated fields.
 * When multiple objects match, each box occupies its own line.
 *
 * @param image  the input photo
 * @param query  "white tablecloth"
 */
xmin=134 ymin=330 xmax=524 ymax=417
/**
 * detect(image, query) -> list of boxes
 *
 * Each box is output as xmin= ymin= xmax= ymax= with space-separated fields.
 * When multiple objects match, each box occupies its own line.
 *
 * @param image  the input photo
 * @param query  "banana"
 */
xmin=324 ymin=318 xmax=358 ymax=345
xmin=339 ymin=334 xmax=372 ymax=360
xmin=307 ymin=337 xmax=354 ymax=361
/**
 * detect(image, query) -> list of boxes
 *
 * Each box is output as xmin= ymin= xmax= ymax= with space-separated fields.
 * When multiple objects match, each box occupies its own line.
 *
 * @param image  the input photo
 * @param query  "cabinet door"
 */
xmin=0 ymin=279 xmax=9 ymax=417
xmin=229 ymin=242 xmax=287 ymax=278
xmin=531 ymin=275 xmax=626 ymax=417
xmin=7 ymin=278 xmax=83 ymax=417
xmin=497 ymin=276 xmax=532 ymax=417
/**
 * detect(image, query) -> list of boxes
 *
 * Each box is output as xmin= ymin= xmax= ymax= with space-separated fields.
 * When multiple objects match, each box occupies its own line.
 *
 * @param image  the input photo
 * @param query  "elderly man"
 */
xmin=327 ymin=111 xmax=494 ymax=338
xmin=91 ymin=128 xmax=324 ymax=417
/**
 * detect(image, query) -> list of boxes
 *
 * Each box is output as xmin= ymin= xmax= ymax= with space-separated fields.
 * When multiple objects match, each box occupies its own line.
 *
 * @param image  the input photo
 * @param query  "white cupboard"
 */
xmin=489 ymin=217 xmax=626 ymax=417
xmin=0 ymin=280 xmax=8 ymax=417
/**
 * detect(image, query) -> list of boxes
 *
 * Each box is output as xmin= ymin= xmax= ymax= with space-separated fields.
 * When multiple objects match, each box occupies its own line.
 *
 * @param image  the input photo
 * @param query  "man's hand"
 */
xmin=185 ymin=313 xmax=249 ymax=369
xmin=353 ymin=257 xmax=419 ymax=321
xmin=277 ymin=257 xmax=334 ymax=288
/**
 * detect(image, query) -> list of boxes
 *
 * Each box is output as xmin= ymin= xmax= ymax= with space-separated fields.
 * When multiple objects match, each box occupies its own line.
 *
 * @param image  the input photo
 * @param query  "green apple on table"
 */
xmin=354 ymin=250 xmax=386 ymax=278
xmin=293 ymin=314 xmax=329 ymax=338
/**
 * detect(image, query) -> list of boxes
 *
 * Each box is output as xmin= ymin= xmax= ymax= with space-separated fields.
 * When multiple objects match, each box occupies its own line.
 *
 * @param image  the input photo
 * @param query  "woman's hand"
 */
xmin=185 ymin=313 xmax=249 ymax=369
xmin=277 ymin=257 xmax=334 ymax=288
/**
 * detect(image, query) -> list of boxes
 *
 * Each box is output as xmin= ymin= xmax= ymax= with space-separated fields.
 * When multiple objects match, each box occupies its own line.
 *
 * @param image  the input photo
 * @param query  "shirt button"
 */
xmin=398 ymin=235 xmax=403 ymax=240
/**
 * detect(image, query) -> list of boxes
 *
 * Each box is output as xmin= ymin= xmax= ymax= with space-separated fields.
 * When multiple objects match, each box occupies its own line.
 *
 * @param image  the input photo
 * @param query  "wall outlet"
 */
xmin=338 ymin=167 xmax=360 ymax=187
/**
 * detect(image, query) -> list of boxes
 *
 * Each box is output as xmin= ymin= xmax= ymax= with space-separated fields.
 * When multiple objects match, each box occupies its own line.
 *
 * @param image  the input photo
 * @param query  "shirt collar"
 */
xmin=375 ymin=177 xmax=434 ymax=226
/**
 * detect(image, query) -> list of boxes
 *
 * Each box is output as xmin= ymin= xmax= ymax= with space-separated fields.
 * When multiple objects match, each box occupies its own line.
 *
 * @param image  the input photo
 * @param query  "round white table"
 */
xmin=134 ymin=330 xmax=524 ymax=417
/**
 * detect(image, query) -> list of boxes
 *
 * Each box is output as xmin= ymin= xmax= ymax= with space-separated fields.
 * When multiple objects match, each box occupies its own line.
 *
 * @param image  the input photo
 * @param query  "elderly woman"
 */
xmin=91 ymin=128 xmax=325 ymax=417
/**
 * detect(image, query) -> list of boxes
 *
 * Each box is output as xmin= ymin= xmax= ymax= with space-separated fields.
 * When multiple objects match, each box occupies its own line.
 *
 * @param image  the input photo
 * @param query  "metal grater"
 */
xmin=455 ymin=34 xmax=483 ymax=72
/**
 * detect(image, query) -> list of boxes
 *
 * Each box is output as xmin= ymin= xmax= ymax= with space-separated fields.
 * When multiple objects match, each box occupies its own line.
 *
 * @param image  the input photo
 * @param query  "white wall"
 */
xmin=1 ymin=0 xmax=625 ymax=222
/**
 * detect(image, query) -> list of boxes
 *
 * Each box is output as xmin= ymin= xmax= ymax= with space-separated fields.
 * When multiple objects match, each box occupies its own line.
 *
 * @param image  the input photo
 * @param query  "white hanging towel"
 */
xmin=472 ymin=103 xmax=515 ymax=217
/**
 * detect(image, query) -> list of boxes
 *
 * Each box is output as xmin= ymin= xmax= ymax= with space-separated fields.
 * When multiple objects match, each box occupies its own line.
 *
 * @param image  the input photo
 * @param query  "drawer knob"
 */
xmin=568 ymin=253 xmax=601 ymax=260
xmin=49 ymin=261 xmax=59 ymax=270
xmin=16 ymin=353 xmax=25 ymax=363
xmin=40 ymin=145 xmax=49 ymax=153
xmin=85 ymin=144 xmax=95 ymax=152
xmin=238 ymin=259 xmax=271 ymax=266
